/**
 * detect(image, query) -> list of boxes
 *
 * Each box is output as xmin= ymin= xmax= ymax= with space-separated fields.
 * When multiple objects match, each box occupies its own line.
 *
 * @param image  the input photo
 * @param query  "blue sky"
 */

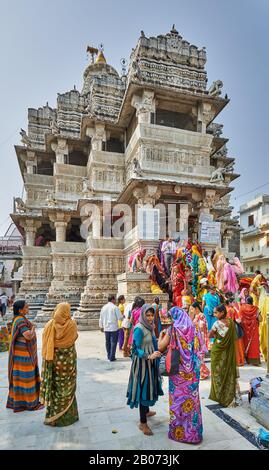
xmin=0 ymin=0 xmax=268 ymax=234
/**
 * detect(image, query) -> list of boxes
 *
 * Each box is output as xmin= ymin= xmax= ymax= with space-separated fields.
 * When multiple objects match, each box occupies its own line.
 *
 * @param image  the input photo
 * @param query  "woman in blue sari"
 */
xmin=202 ymin=286 xmax=221 ymax=331
xmin=126 ymin=304 xmax=163 ymax=436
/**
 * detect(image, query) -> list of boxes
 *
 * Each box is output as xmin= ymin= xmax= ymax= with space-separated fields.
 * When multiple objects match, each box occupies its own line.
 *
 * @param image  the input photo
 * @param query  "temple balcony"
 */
xmin=25 ymin=173 xmax=54 ymax=207
xmin=87 ymin=150 xmax=125 ymax=194
xmin=125 ymin=122 xmax=216 ymax=185
xmin=54 ymin=163 xmax=86 ymax=201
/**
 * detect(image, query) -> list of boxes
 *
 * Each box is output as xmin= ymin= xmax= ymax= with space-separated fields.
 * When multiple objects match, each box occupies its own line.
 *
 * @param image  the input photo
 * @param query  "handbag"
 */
xmin=234 ymin=320 xmax=244 ymax=339
xmin=159 ymin=327 xmax=180 ymax=377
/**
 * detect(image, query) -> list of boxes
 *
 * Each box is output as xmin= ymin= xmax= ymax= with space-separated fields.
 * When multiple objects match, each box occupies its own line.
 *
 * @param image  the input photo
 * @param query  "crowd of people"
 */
xmin=1 ymin=239 xmax=269 ymax=446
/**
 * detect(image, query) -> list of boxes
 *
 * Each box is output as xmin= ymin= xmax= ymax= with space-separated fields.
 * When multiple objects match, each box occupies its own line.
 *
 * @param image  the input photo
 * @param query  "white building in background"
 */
xmin=240 ymin=194 xmax=269 ymax=275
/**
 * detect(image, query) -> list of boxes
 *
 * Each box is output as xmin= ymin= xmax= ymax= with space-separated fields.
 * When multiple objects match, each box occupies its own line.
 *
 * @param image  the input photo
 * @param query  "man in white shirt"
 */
xmin=0 ymin=293 xmax=8 ymax=316
xmin=161 ymin=237 xmax=177 ymax=276
xmin=99 ymin=294 xmax=123 ymax=362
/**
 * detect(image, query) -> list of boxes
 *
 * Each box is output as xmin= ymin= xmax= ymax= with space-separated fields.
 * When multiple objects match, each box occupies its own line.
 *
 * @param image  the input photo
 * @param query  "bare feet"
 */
xmin=146 ymin=411 xmax=156 ymax=418
xmin=139 ymin=423 xmax=153 ymax=436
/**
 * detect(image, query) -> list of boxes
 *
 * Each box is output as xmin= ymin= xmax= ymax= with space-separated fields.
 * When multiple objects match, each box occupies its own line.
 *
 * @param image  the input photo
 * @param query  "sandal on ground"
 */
xmin=139 ymin=423 xmax=153 ymax=436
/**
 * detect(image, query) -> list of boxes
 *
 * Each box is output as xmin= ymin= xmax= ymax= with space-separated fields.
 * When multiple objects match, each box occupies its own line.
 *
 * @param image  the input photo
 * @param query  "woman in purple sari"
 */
xmin=158 ymin=307 xmax=206 ymax=444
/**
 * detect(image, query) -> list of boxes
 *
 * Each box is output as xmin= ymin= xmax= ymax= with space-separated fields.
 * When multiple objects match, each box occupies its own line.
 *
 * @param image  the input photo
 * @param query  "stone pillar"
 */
xmin=51 ymin=138 xmax=68 ymax=165
xmin=21 ymin=219 xmax=42 ymax=246
xmin=25 ymin=151 xmax=37 ymax=174
xmin=131 ymin=90 xmax=156 ymax=124
xmin=74 ymin=237 xmax=125 ymax=330
xmin=197 ymin=102 xmax=215 ymax=134
xmin=86 ymin=123 xmax=106 ymax=151
xmin=49 ymin=213 xmax=71 ymax=242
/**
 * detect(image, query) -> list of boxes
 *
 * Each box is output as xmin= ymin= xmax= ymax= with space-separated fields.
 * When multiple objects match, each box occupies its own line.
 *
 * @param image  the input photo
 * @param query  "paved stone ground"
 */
xmin=0 ymin=326 xmax=266 ymax=450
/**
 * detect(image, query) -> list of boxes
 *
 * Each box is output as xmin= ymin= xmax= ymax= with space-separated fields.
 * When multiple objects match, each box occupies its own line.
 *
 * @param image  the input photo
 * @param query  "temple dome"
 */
xmin=82 ymin=50 xmax=120 ymax=96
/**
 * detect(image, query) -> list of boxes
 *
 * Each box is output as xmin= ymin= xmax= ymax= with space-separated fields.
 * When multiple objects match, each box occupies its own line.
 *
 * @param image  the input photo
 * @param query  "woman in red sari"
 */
xmin=226 ymin=297 xmax=245 ymax=366
xmin=239 ymin=296 xmax=261 ymax=366
xmin=171 ymin=258 xmax=186 ymax=307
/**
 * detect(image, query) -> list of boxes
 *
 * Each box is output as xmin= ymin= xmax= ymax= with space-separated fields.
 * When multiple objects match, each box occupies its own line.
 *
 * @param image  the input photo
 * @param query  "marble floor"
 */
xmin=0 ymin=328 xmax=266 ymax=450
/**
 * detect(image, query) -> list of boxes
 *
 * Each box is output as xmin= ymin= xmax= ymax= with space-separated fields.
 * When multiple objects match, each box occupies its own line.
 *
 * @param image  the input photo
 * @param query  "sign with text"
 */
xmin=200 ymin=221 xmax=221 ymax=245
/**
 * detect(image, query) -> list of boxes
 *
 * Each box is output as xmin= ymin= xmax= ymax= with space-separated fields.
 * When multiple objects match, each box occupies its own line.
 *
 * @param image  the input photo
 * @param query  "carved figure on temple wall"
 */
xmin=208 ymin=80 xmax=223 ymax=97
xmin=210 ymin=167 xmax=226 ymax=182
xmin=50 ymin=117 xmax=59 ymax=135
xmin=14 ymin=197 xmax=27 ymax=213
xmin=20 ymin=129 xmax=31 ymax=147
xmin=132 ymin=158 xmax=143 ymax=177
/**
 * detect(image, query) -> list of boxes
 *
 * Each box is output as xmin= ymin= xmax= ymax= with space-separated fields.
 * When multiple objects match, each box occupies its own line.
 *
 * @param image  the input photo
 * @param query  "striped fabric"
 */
xmin=6 ymin=316 xmax=40 ymax=412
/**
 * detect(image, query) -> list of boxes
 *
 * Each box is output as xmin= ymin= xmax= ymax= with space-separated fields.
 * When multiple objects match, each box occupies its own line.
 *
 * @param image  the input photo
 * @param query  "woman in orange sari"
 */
xmin=239 ymin=296 xmax=261 ymax=366
xmin=226 ymin=297 xmax=245 ymax=366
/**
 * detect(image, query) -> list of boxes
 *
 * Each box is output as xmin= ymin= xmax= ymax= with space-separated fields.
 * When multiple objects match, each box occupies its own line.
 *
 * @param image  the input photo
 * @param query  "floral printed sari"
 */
xmin=168 ymin=307 xmax=206 ymax=444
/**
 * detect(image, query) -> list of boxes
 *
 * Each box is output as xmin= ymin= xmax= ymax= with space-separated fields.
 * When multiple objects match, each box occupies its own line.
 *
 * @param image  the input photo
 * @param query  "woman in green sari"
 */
xmin=40 ymin=302 xmax=79 ymax=426
xmin=209 ymin=304 xmax=237 ymax=407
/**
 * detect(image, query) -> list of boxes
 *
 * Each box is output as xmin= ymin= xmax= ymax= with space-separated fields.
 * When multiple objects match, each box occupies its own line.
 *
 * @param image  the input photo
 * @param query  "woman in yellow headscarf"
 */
xmin=40 ymin=303 xmax=79 ymax=426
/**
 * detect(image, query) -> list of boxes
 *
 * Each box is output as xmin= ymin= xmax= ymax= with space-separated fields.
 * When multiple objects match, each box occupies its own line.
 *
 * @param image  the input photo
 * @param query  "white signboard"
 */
xmin=200 ymin=221 xmax=221 ymax=245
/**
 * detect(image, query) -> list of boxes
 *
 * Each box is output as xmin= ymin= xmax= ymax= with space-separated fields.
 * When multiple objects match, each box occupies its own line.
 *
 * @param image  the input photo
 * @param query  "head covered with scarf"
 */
xmin=169 ymin=306 xmax=206 ymax=373
xmin=139 ymin=303 xmax=155 ymax=332
xmin=42 ymin=302 xmax=78 ymax=361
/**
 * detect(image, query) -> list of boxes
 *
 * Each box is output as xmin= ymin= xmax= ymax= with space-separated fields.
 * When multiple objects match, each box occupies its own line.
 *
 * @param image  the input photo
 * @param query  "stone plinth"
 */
xmin=74 ymin=237 xmax=125 ymax=330
xmin=18 ymin=246 xmax=52 ymax=319
xmin=117 ymin=272 xmax=169 ymax=306
xmin=250 ymin=376 xmax=269 ymax=430
xmin=35 ymin=242 xmax=87 ymax=325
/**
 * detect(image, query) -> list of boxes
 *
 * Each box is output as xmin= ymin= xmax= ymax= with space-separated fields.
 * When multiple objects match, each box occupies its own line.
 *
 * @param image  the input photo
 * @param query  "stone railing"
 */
xmin=87 ymin=150 xmax=125 ymax=194
xmin=25 ymin=174 xmax=54 ymax=206
xmin=125 ymin=123 xmax=213 ymax=163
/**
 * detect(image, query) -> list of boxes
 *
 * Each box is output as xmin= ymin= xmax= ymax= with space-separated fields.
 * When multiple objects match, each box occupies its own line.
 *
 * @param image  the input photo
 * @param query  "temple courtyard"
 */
xmin=0 ymin=326 xmax=266 ymax=451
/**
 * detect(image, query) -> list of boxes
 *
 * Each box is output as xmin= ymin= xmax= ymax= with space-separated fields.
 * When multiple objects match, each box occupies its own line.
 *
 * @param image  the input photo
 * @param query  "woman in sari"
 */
xmin=158 ymin=307 xmax=205 ymax=444
xmin=225 ymin=297 xmax=245 ymax=367
xmin=239 ymin=296 xmax=261 ymax=366
xmin=209 ymin=304 xmax=237 ymax=407
xmin=202 ymin=285 xmax=221 ymax=332
xmin=259 ymin=282 xmax=269 ymax=361
xmin=126 ymin=304 xmax=163 ymax=436
xmin=7 ymin=300 xmax=42 ymax=412
xmin=40 ymin=302 xmax=79 ymax=426
xmin=189 ymin=302 xmax=210 ymax=380
xmin=127 ymin=297 xmax=145 ymax=348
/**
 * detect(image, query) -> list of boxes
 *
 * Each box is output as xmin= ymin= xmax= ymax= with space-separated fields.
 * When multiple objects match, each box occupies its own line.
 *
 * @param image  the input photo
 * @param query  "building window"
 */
xmin=267 ymin=234 xmax=269 ymax=247
xmin=266 ymin=268 xmax=269 ymax=275
xmin=248 ymin=214 xmax=254 ymax=226
xmin=250 ymin=266 xmax=254 ymax=273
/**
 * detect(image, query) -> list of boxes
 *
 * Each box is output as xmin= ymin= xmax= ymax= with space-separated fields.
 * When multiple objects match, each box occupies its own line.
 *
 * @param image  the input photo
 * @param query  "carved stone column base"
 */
xmin=250 ymin=376 xmax=269 ymax=429
xmin=117 ymin=272 xmax=169 ymax=306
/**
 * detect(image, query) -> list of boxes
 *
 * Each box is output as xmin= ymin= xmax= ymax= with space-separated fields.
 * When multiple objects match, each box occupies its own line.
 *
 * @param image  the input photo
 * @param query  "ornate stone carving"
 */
xmin=208 ymin=80 xmax=223 ymax=97
xmin=131 ymin=90 xmax=155 ymax=124
xmin=20 ymin=129 xmax=32 ymax=147
xmin=133 ymin=185 xmax=161 ymax=207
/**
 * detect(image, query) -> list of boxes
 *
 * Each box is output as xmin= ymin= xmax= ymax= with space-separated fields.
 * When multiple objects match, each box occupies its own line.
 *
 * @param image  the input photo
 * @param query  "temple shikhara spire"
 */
xmin=11 ymin=27 xmax=240 ymax=328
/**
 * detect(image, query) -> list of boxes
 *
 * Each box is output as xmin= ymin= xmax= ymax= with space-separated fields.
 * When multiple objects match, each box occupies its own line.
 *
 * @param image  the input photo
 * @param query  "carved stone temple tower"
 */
xmin=11 ymin=27 xmax=239 ymax=327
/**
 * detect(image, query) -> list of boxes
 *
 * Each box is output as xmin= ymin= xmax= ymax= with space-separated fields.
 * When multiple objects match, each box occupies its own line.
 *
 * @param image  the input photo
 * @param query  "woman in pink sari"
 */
xmin=128 ymin=297 xmax=145 ymax=348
